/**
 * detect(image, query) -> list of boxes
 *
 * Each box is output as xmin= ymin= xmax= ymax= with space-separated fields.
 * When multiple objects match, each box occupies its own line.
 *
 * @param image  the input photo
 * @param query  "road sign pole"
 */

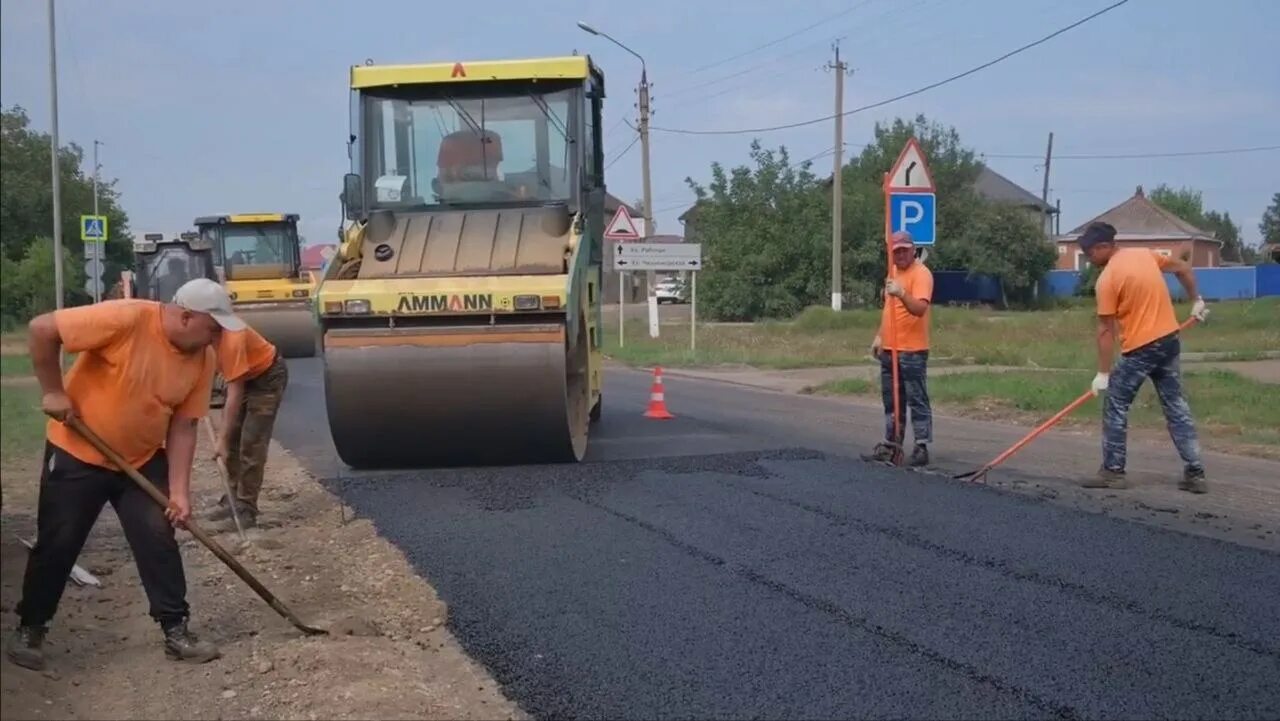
xmin=618 ymin=271 xmax=625 ymax=348
xmin=92 ymin=140 xmax=101 ymax=302
xmin=690 ymin=271 xmax=697 ymax=355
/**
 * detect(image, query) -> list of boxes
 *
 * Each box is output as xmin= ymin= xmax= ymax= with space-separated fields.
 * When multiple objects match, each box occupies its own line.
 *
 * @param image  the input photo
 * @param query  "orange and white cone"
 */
xmin=644 ymin=366 xmax=675 ymax=420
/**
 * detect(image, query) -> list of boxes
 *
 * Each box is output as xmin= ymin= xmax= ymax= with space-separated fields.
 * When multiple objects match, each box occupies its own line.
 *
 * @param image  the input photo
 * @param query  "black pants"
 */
xmin=16 ymin=442 xmax=189 ymax=628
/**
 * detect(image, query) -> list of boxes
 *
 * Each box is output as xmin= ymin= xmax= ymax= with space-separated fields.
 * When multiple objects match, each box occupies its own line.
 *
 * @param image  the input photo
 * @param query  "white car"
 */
xmin=655 ymin=279 xmax=688 ymax=304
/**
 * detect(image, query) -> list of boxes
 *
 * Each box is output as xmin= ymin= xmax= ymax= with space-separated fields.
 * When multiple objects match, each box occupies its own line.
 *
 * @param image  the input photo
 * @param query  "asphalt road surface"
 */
xmin=273 ymin=357 xmax=1280 ymax=720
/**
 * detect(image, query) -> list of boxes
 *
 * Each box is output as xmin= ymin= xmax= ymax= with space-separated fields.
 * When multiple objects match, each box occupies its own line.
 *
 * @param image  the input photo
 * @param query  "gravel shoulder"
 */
xmin=1 ymin=432 xmax=524 ymax=721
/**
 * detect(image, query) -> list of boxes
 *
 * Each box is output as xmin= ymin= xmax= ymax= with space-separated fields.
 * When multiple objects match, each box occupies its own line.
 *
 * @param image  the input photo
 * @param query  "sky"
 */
xmin=3 ymin=0 xmax=1278 ymax=248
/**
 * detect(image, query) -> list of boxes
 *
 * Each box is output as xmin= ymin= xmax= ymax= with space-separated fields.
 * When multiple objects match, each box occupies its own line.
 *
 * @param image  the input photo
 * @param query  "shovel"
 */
xmin=200 ymin=416 xmax=247 ymax=546
xmin=57 ymin=414 xmax=327 ymax=636
xmin=954 ymin=316 xmax=1200 ymax=483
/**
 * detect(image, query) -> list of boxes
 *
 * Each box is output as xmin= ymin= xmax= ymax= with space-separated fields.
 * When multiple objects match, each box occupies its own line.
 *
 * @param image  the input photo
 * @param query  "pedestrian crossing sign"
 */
xmin=81 ymin=215 xmax=108 ymax=243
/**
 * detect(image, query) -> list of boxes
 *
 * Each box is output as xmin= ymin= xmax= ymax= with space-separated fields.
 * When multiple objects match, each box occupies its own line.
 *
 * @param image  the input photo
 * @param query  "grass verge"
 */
xmin=816 ymin=368 xmax=1280 ymax=456
xmin=605 ymin=298 xmax=1280 ymax=370
xmin=1 ymin=384 xmax=46 ymax=462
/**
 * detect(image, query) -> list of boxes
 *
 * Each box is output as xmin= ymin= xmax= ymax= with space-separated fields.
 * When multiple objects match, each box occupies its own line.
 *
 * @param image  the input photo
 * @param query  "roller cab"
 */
xmin=319 ymin=55 xmax=607 ymax=469
xmin=195 ymin=213 xmax=318 ymax=358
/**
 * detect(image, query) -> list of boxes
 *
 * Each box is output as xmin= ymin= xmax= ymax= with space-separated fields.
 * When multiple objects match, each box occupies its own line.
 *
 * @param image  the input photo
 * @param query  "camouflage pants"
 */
xmin=1103 ymin=332 xmax=1203 ymax=474
xmin=879 ymin=350 xmax=932 ymax=445
xmin=225 ymin=356 xmax=288 ymax=511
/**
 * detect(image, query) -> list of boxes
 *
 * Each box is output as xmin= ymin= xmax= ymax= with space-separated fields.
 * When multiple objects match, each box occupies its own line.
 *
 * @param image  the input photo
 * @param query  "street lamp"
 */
xmin=577 ymin=20 xmax=660 ymax=339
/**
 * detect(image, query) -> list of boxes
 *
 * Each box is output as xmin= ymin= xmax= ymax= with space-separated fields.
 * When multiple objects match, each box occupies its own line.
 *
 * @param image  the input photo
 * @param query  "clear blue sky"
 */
xmin=3 ymin=0 xmax=1277 ymax=246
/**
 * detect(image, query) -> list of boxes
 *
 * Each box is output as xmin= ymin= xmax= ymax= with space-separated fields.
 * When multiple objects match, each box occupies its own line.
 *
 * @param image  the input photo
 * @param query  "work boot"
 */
xmin=1179 ymin=467 xmax=1209 ymax=494
xmin=162 ymin=620 xmax=221 ymax=664
xmin=1082 ymin=467 xmax=1129 ymax=489
xmin=861 ymin=442 xmax=900 ymax=464
xmin=207 ymin=501 xmax=257 ymax=533
xmin=909 ymin=443 xmax=930 ymax=467
xmin=6 ymin=625 xmax=48 ymax=671
xmin=200 ymin=495 xmax=233 ymax=522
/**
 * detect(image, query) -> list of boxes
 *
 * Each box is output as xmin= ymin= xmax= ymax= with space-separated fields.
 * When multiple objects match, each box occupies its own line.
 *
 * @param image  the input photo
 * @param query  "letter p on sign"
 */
xmin=889 ymin=192 xmax=937 ymax=246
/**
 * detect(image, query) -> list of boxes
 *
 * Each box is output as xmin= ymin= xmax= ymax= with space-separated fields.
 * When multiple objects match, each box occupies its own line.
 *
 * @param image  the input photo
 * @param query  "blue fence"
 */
xmin=1040 ymin=267 xmax=1277 ymax=301
xmin=931 ymin=267 xmax=1279 ymax=304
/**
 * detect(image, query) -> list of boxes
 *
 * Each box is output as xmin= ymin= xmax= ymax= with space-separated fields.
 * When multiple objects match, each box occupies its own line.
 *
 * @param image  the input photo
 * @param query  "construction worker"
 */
xmin=202 ymin=324 xmax=288 ymax=531
xmin=1077 ymin=222 xmax=1210 ymax=492
xmin=7 ymin=278 xmax=242 ymax=671
xmin=864 ymin=231 xmax=935 ymax=467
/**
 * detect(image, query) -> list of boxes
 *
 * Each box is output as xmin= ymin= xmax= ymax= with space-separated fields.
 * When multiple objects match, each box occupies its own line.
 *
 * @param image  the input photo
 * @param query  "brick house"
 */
xmin=1055 ymin=186 xmax=1223 ymax=270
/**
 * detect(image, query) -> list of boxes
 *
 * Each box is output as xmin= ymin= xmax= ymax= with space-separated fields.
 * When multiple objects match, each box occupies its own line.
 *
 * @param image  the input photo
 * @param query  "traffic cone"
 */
xmin=644 ymin=366 xmax=675 ymax=420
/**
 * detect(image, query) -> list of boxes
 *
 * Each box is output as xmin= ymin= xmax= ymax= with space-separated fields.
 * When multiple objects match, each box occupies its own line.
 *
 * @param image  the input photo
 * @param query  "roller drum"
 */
xmin=323 ymin=323 xmax=589 ymax=469
xmin=238 ymin=302 xmax=318 ymax=358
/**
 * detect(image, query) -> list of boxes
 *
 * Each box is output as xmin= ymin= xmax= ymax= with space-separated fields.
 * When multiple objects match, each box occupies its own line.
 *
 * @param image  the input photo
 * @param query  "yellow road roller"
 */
xmin=194 ymin=213 xmax=318 ymax=358
xmin=317 ymin=54 xmax=607 ymax=469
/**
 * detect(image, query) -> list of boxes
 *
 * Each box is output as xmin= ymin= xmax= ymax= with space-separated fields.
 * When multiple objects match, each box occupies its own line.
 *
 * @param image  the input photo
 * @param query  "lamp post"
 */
xmin=577 ymin=21 xmax=660 ymax=339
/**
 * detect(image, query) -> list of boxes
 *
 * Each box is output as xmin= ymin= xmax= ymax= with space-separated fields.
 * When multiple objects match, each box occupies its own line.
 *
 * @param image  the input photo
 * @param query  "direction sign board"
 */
xmin=604 ymin=206 xmax=641 ymax=241
xmin=80 ymin=214 xmax=108 ymax=243
xmin=889 ymin=192 xmax=936 ymax=246
xmin=613 ymin=242 xmax=702 ymax=271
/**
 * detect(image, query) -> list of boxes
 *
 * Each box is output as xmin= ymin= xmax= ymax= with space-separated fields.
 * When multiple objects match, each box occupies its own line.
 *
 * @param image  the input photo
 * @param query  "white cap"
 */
xmin=171 ymin=278 xmax=246 ymax=331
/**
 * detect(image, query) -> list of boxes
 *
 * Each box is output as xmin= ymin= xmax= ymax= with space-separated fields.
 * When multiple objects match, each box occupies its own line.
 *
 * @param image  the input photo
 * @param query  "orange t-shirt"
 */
xmin=1095 ymin=249 xmax=1179 ymax=353
xmin=216 ymin=327 xmax=277 ymax=383
xmin=879 ymin=261 xmax=934 ymax=352
xmin=47 ymin=300 xmax=215 ymax=470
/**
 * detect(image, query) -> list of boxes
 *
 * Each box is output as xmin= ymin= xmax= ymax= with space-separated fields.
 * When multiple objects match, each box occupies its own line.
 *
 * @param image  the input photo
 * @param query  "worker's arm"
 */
xmin=897 ymin=292 xmax=930 ymax=317
xmin=166 ymin=351 xmax=216 ymax=526
xmin=215 ymin=379 xmax=246 ymax=459
xmin=1157 ymin=254 xmax=1207 ymax=320
xmin=164 ymin=416 xmax=198 ymax=526
xmin=27 ymin=313 xmax=73 ymax=420
xmin=1096 ymin=315 xmax=1117 ymax=373
xmin=885 ymin=273 xmax=932 ymax=317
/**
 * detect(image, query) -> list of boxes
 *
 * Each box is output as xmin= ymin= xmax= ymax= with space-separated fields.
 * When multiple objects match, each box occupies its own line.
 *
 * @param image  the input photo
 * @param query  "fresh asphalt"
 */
xmin=273 ymin=357 xmax=1280 ymax=720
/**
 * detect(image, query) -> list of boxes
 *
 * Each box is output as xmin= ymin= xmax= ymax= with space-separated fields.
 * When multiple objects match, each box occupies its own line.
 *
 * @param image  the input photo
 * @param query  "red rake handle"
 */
xmin=965 ymin=316 xmax=1200 ymax=479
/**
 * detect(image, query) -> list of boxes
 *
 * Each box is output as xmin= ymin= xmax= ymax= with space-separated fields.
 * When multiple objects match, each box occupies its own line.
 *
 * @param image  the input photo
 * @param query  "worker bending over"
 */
xmin=7 ymin=279 xmax=243 ymax=671
xmin=865 ymin=231 xmax=935 ymax=467
xmin=1078 ymin=222 xmax=1210 ymax=492
xmin=203 ymin=324 xmax=288 ymax=532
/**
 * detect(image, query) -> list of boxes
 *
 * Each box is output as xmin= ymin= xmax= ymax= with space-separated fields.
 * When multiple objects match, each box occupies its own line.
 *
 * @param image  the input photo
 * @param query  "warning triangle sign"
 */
xmin=886 ymin=138 xmax=935 ymax=192
xmin=604 ymin=206 xmax=641 ymax=240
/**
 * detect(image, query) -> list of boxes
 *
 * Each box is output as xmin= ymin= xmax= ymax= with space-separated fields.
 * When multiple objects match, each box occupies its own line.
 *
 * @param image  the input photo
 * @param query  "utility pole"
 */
xmin=92 ymin=140 xmax=103 ymax=302
xmin=826 ymin=43 xmax=849 ymax=311
xmin=48 ymin=0 xmax=65 ymax=311
xmin=638 ymin=69 xmax=660 ymax=338
xmin=1040 ymin=131 xmax=1054 ymax=238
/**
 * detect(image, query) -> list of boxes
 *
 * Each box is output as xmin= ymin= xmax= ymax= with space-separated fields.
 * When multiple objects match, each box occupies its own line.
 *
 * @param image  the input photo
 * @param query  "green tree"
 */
xmin=931 ymin=202 xmax=1057 ymax=305
xmin=0 ymin=237 xmax=86 ymax=328
xmin=1260 ymin=192 xmax=1280 ymax=246
xmin=1149 ymin=184 xmax=1206 ymax=227
xmin=684 ymin=142 xmax=829 ymax=321
xmin=1149 ymin=183 xmax=1259 ymax=263
xmin=1 ymin=105 xmax=133 ymax=318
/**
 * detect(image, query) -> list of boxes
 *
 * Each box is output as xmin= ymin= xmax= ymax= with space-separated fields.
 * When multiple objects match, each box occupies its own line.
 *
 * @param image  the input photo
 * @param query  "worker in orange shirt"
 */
xmin=1078 ymin=222 xmax=1210 ymax=492
xmin=8 ymin=279 xmax=237 ymax=671
xmin=202 ymin=325 xmax=288 ymax=531
xmin=864 ymin=231 xmax=935 ymax=467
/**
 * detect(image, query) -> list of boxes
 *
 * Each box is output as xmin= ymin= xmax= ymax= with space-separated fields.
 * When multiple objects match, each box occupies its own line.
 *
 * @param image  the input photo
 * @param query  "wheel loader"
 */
xmin=115 ymin=232 xmax=228 ymax=408
xmin=316 ymin=54 xmax=607 ymax=469
xmin=194 ymin=213 xmax=318 ymax=358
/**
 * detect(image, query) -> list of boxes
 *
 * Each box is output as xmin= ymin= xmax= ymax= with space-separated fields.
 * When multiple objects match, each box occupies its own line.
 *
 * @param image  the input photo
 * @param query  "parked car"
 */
xmin=655 ymin=278 xmax=688 ymax=304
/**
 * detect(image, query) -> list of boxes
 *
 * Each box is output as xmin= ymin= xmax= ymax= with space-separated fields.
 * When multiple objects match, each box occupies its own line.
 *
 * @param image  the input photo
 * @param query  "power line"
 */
xmin=605 ymin=134 xmax=640 ymax=170
xmin=690 ymin=0 xmax=879 ymax=74
xmin=652 ymin=0 xmax=1133 ymax=137
xmin=984 ymin=145 xmax=1280 ymax=160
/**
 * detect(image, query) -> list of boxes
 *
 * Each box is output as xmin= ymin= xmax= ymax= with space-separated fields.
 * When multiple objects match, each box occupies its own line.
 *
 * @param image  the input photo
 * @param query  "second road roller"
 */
xmin=194 ymin=212 xmax=319 ymax=357
xmin=316 ymin=54 xmax=607 ymax=469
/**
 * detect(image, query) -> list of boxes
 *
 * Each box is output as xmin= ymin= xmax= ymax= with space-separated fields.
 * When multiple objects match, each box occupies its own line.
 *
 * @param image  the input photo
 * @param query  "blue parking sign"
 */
xmin=889 ymin=193 xmax=936 ymax=246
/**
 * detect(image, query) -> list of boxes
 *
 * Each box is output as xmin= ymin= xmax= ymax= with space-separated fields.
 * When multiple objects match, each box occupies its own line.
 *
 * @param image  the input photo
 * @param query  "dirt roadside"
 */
xmin=0 ymin=432 xmax=525 ymax=721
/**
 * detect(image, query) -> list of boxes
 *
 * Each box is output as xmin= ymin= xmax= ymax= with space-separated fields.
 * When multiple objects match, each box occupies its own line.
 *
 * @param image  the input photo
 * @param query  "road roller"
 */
xmin=194 ymin=213 xmax=318 ymax=358
xmin=317 ymin=54 xmax=607 ymax=469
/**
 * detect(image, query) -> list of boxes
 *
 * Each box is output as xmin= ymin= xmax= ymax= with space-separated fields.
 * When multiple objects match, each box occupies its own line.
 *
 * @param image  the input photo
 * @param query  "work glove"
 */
xmin=1190 ymin=297 xmax=1209 ymax=322
xmin=1091 ymin=372 xmax=1110 ymax=396
xmin=885 ymin=279 xmax=905 ymax=299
